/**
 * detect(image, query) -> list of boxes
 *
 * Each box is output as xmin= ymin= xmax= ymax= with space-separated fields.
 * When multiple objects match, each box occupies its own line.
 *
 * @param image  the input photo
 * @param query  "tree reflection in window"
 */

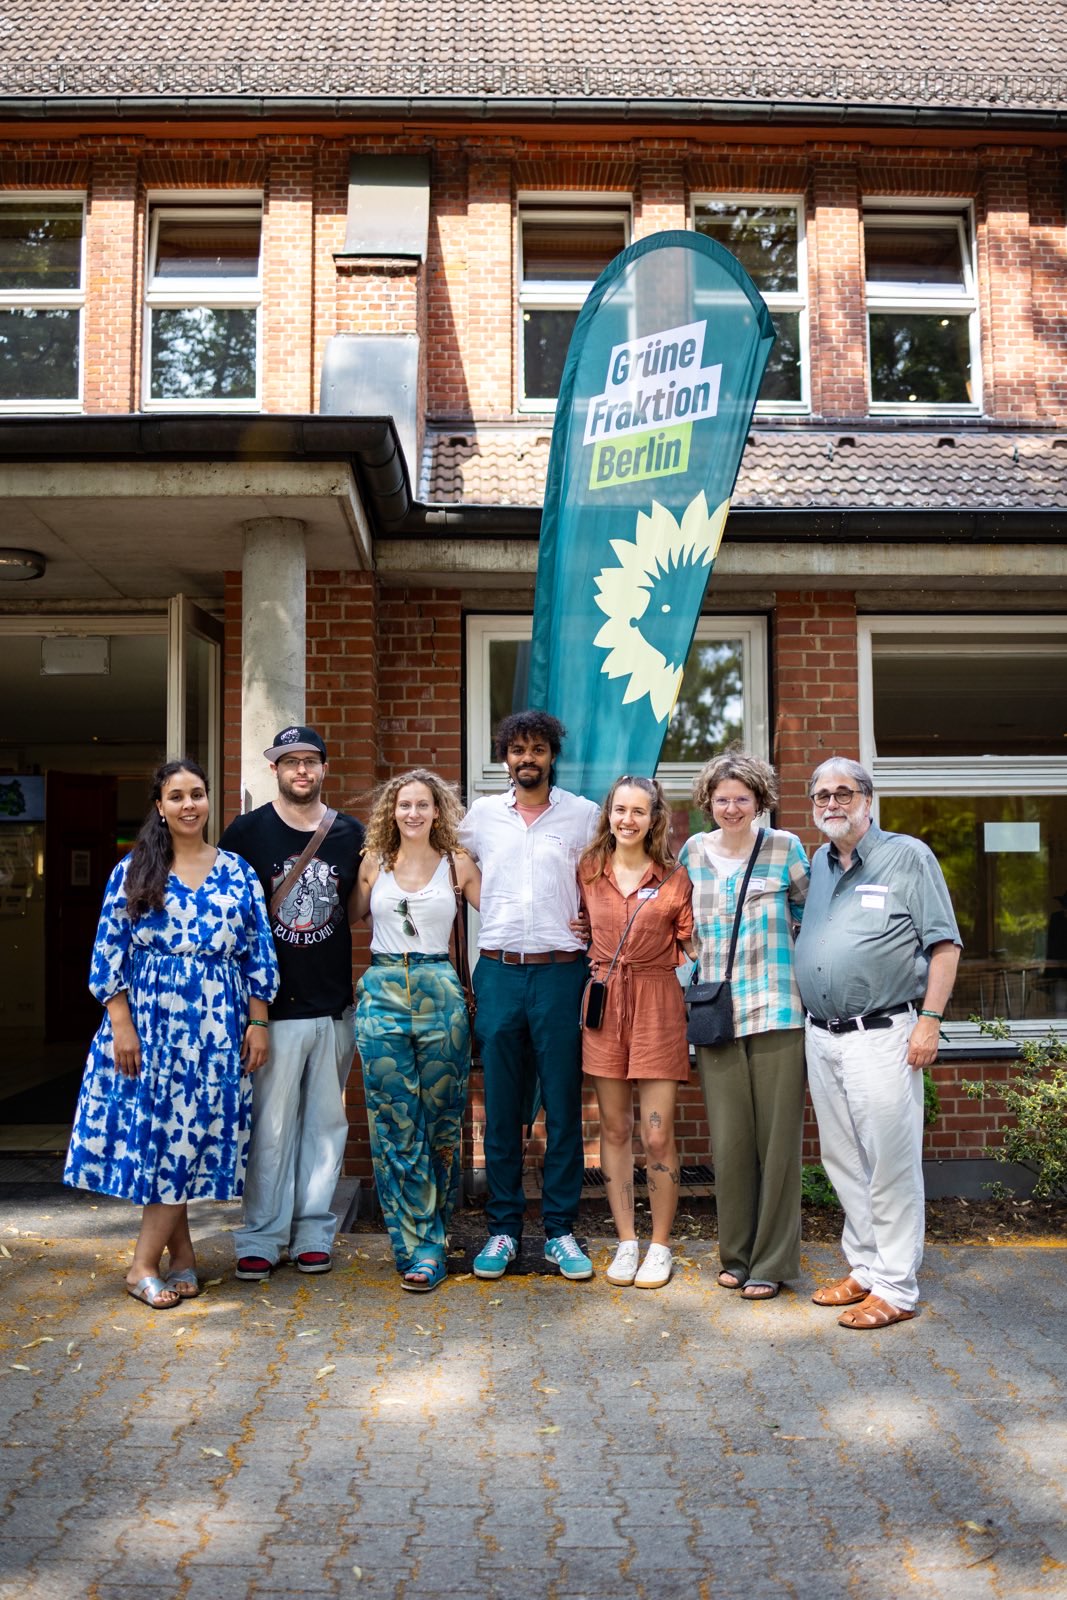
xmin=660 ymin=640 xmax=744 ymax=762
xmin=149 ymin=307 xmax=257 ymax=401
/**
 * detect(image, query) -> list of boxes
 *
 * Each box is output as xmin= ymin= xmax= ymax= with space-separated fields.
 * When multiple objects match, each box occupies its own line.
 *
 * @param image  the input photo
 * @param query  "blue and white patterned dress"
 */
xmin=64 ymin=849 xmax=279 ymax=1205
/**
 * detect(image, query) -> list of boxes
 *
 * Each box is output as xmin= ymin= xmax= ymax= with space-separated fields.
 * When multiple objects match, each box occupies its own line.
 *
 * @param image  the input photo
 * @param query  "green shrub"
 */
xmin=800 ymin=1163 xmax=840 ymax=1208
xmin=963 ymin=1020 xmax=1067 ymax=1200
xmin=922 ymin=1068 xmax=941 ymax=1129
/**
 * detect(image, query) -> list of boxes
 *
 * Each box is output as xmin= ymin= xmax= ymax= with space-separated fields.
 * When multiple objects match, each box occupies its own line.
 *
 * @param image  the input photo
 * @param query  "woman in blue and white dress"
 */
xmin=65 ymin=759 xmax=279 ymax=1310
xmin=353 ymin=770 xmax=480 ymax=1292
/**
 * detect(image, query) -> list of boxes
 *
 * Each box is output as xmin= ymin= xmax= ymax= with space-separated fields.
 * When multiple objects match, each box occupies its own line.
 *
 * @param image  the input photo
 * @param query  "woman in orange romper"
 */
xmin=579 ymin=776 xmax=695 ymax=1290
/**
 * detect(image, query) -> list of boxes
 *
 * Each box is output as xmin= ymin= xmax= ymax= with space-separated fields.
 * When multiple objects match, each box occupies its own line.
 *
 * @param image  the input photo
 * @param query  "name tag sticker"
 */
xmin=543 ymin=834 xmax=564 ymax=847
xmin=861 ymin=894 xmax=886 ymax=909
xmin=748 ymin=878 xmax=766 ymax=892
xmin=637 ymin=887 xmax=659 ymax=901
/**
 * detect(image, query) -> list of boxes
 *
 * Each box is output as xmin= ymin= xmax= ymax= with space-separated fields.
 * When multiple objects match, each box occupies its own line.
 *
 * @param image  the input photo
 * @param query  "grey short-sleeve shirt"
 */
xmin=794 ymin=823 xmax=962 ymax=1021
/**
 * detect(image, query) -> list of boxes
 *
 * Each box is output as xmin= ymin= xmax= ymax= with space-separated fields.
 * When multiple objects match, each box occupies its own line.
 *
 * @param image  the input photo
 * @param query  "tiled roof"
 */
xmin=1 ymin=2 xmax=1065 ymax=110
xmin=421 ymin=427 xmax=1067 ymax=512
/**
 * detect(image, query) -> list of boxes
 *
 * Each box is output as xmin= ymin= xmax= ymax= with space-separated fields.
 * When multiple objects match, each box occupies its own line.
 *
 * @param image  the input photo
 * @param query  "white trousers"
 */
xmin=805 ymin=1010 xmax=925 ymax=1311
xmin=234 ymin=1012 xmax=355 ymax=1262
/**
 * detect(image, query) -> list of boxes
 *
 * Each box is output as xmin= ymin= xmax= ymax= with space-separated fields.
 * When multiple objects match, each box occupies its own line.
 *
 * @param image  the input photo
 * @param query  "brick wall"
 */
xmin=5 ymin=129 xmax=1065 ymax=427
xmin=5 ymin=125 xmax=1062 ymax=1187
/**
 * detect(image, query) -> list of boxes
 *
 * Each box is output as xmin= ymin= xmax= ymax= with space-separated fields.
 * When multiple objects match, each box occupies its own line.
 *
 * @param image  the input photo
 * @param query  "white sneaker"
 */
xmin=635 ymin=1242 xmax=673 ymax=1289
xmin=605 ymin=1240 xmax=640 ymax=1286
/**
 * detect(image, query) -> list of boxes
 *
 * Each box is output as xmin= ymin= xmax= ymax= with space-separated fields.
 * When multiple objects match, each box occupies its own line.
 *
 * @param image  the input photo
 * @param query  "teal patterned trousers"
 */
xmin=354 ymin=954 xmax=471 ymax=1272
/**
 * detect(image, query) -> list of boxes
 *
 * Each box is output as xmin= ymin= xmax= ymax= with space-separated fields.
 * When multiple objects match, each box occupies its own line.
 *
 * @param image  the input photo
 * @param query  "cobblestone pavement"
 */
xmin=0 ymin=1186 xmax=1064 ymax=1600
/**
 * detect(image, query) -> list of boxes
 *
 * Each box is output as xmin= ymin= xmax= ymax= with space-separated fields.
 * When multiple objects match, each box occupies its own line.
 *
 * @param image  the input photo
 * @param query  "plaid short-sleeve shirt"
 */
xmin=680 ymin=827 xmax=811 ymax=1038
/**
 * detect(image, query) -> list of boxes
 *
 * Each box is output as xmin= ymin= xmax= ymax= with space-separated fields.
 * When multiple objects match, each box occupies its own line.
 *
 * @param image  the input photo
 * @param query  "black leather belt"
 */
xmin=807 ymin=1002 xmax=913 ymax=1035
xmin=480 ymin=949 xmax=583 ymax=965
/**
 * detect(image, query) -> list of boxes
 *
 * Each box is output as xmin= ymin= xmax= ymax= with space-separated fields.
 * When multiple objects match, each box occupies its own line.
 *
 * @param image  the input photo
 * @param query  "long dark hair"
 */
xmin=125 ymin=759 xmax=209 ymax=921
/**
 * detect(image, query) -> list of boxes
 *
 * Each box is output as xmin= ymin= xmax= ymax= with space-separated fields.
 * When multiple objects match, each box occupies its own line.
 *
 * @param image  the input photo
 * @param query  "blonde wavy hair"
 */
xmin=361 ymin=769 xmax=465 ymax=870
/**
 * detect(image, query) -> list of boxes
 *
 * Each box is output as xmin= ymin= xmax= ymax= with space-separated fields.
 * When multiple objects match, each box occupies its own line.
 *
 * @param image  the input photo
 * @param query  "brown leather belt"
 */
xmin=480 ymin=949 xmax=584 ymax=966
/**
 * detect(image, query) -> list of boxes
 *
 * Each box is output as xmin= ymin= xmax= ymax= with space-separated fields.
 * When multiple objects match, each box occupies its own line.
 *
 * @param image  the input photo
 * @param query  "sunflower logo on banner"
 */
xmin=529 ymin=231 xmax=774 ymax=800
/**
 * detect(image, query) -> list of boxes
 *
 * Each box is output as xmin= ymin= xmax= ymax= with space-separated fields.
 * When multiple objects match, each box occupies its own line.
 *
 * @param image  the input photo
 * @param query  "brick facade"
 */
xmin=4 ymin=119 xmax=1064 ymax=1186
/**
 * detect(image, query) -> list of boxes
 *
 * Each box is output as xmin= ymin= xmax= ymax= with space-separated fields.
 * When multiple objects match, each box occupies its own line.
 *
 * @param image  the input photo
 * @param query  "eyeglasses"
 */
xmin=396 ymin=898 xmax=418 ymax=938
xmin=712 ymin=795 xmax=756 ymax=810
xmin=810 ymin=787 xmax=864 ymax=808
xmin=278 ymin=756 xmax=323 ymax=772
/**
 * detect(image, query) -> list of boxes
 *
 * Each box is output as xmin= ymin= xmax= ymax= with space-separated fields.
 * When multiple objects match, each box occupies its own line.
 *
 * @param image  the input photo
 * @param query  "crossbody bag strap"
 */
xmin=722 ymin=828 xmax=765 ymax=981
xmin=446 ymin=851 xmax=476 ymax=1016
xmin=269 ymin=807 xmax=338 ymax=920
xmin=599 ymin=859 xmax=684 ymax=986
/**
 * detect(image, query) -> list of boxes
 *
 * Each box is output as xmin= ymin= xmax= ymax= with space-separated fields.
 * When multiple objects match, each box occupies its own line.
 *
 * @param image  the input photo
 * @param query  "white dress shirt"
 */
xmin=459 ymin=786 xmax=600 ymax=953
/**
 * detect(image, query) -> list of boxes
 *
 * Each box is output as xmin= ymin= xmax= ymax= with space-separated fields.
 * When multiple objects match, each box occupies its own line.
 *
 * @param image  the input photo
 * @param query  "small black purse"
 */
xmin=686 ymin=829 xmax=764 ymax=1049
xmin=685 ymin=980 xmax=736 ymax=1048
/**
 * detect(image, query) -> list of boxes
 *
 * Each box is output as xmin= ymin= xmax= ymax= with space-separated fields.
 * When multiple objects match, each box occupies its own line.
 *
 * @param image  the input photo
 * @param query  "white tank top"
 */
xmin=369 ymin=856 xmax=456 ymax=955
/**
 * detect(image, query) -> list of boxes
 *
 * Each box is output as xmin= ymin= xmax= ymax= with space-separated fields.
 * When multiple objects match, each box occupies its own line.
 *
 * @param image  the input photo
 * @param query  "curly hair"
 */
xmin=692 ymin=748 xmax=778 ymax=821
xmin=493 ymin=709 xmax=566 ymax=761
xmin=580 ymin=775 xmax=675 ymax=884
xmin=361 ymin=769 xmax=465 ymax=870
xmin=125 ymin=759 xmax=209 ymax=922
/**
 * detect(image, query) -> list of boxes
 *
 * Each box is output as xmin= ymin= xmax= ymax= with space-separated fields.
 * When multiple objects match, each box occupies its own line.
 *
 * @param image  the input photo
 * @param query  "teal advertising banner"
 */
xmin=529 ymin=230 xmax=775 ymax=800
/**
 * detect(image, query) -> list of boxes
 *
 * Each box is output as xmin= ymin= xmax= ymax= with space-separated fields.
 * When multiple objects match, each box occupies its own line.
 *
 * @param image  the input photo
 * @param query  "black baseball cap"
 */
xmin=264 ymin=725 xmax=327 ymax=763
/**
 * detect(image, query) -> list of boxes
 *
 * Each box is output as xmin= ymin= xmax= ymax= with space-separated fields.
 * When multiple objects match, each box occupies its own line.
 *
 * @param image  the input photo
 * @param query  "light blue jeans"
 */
xmin=234 ymin=1012 xmax=355 ymax=1263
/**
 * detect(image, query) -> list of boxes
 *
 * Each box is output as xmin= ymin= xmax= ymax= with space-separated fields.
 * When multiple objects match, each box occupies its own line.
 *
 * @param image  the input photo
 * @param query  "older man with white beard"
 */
xmin=795 ymin=758 xmax=961 ymax=1330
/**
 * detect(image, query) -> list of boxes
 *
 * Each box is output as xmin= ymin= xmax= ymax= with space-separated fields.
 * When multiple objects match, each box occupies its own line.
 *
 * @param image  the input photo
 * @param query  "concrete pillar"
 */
xmin=241 ymin=517 xmax=307 ymax=810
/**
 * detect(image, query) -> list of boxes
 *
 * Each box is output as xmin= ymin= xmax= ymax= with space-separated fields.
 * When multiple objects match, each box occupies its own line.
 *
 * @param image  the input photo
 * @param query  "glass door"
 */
xmin=167 ymin=595 xmax=223 ymax=839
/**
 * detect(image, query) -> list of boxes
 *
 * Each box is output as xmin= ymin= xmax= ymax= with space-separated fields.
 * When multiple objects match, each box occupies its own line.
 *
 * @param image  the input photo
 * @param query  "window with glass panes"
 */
xmin=466 ymin=614 xmax=767 ymax=798
xmin=518 ymin=206 xmax=629 ymax=407
xmin=0 ymin=196 xmax=84 ymax=409
xmin=692 ymin=198 xmax=808 ymax=412
xmin=860 ymin=619 xmax=1067 ymax=1029
xmin=863 ymin=206 xmax=979 ymax=411
xmin=144 ymin=205 xmax=261 ymax=407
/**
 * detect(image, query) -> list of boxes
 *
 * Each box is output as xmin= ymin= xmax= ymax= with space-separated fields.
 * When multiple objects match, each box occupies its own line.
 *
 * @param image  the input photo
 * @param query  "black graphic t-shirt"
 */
xmin=219 ymin=803 xmax=364 ymax=1021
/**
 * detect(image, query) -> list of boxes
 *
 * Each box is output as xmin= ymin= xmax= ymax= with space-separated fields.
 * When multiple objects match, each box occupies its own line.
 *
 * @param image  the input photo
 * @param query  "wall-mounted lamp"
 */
xmin=0 ymin=548 xmax=46 ymax=581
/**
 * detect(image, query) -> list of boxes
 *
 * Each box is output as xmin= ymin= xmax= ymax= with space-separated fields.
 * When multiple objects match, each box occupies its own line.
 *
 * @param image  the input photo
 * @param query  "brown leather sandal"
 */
xmin=838 ymin=1293 xmax=916 ymax=1330
xmin=811 ymin=1274 xmax=868 ymax=1307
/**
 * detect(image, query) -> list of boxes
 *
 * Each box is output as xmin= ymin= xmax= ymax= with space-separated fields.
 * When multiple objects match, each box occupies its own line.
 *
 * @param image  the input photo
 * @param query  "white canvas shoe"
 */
xmin=635 ymin=1242 xmax=673 ymax=1289
xmin=605 ymin=1240 xmax=640 ymax=1286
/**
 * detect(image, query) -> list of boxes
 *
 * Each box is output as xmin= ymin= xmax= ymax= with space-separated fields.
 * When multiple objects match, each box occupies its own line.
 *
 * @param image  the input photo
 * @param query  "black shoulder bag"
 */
xmin=686 ymin=828 xmax=764 ymax=1049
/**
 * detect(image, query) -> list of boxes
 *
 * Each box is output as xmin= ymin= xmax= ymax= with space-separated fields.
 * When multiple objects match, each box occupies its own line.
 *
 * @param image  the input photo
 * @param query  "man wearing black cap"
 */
xmin=219 ymin=725 xmax=364 ymax=1280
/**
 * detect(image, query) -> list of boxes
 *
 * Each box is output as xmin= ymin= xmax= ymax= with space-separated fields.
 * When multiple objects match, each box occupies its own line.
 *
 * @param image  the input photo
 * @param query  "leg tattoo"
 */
xmin=650 ymin=1161 xmax=680 ymax=1186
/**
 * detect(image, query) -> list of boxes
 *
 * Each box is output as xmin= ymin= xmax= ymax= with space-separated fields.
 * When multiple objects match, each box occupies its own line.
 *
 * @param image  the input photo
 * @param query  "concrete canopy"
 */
xmin=0 ymin=415 xmax=404 ymax=601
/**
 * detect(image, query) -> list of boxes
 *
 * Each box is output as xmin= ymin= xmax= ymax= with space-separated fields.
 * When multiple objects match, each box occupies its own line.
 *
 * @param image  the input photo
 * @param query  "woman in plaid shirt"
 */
xmin=680 ymin=752 xmax=810 ymax=1300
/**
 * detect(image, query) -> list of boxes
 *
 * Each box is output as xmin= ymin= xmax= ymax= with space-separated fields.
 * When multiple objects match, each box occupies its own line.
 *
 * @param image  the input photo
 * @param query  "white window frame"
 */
xmin=863 ymin=199 xmax=981 ymax=417
xmin=859 ymin=615 xmax=1067 ymax=1042
xmin=143 ymin=196 xmax=262 ymax=412
xmin=517 ymin=196 xmax=631 ymax=412
xmin=0 ymin=191 xmax=85 ymax=414
xmin=466 ymin=612 xmax=768 ymax=801
xmin=690 ymin=193 xmax=810 ymax=416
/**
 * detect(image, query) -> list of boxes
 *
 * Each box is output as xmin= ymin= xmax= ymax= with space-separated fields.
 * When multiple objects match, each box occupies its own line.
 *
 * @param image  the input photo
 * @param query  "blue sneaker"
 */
xmin=473 ymin=1234 xmax=517 ymax=1279
xmin=544 ymin=1234 xmax=593 ymax=1281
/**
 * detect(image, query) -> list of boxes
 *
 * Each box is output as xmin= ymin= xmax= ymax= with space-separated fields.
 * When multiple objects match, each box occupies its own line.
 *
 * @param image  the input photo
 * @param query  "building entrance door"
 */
xmin=0 ymin=606 xmax=221 ymax=1153
xmin=44 ymin=772 xmax=118 ymax=1044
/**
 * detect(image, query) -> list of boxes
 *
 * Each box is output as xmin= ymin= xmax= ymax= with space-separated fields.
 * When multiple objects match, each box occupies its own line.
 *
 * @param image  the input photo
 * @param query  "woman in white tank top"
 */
xmin=352 ymin=770 xmax=480 ymax=1292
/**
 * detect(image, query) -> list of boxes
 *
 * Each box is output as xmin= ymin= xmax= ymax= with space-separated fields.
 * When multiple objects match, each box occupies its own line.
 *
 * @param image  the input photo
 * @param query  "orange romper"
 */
xmin=579 ymin=860 xmax=694 ymax=1081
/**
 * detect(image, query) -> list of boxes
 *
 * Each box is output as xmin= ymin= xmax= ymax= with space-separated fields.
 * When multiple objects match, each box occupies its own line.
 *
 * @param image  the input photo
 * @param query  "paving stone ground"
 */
xmin=0 ymin=1185 xmax=1064 ymax=1600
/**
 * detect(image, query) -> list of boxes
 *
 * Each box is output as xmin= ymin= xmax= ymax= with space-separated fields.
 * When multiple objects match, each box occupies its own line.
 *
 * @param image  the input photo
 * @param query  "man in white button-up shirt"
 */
xmin=459 ymin=711 xmax=600 ymax=1282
